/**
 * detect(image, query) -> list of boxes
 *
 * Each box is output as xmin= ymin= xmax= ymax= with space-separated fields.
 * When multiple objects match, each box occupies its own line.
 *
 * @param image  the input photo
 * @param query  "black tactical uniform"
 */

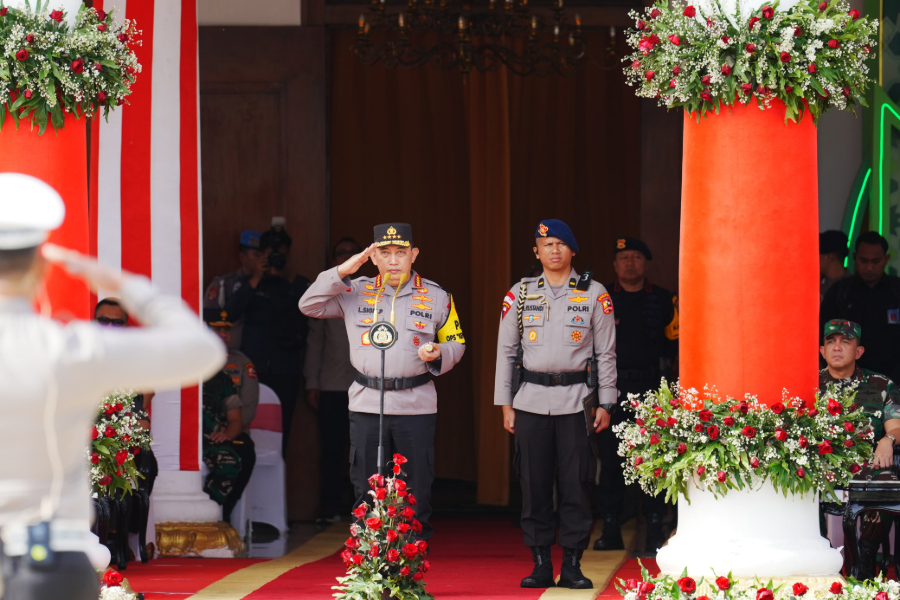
xmin=595 ymin=238 xmax=678 ymax=555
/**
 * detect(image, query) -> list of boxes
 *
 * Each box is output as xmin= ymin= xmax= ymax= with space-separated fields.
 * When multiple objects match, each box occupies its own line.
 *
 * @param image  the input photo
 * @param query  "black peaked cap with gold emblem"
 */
xmin=374 ymin=223 xmax=413 ymax=248
xmin=203 ymin=308 xmax=233 ymax=327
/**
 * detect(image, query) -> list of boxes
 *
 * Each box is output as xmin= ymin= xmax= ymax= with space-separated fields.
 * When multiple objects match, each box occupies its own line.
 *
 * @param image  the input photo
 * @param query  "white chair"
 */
xmin=246 ymin=384 xmax=289 ymax=533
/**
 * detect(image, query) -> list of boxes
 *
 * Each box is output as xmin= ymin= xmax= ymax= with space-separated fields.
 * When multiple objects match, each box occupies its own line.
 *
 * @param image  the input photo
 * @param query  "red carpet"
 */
xmin=123 ymin=557 xmax=268 ymax=600
xmin=598 ymin=559 xmax=659 ymax=599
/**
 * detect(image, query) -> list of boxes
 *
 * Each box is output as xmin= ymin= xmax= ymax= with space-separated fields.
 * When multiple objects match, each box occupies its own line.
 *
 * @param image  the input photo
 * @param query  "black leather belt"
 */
xmin=521 ymin=369 xmax=588 ymax=387
xmin=619 ymin=367 xmax=660 ymax=381
xmin=354 ymin=369 xmax=431 ymax=391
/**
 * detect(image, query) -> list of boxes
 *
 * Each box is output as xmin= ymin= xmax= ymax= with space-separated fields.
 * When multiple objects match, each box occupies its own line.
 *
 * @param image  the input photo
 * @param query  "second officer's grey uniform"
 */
xmin=495 ymin=223 xmax=617 ymax=552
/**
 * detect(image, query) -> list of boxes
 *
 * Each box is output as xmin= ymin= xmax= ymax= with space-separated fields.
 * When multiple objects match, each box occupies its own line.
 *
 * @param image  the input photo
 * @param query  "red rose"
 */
xmin=97 ymin=9 xmax=107 ymax=20
xmin=416 ymin=540 xmax=428 ymax=553
xmin=750 ymin=457 xmax=760 ymax=468
xmin=742 ymin=426 xmax=756 ymax=438
xmin=631 ymin=60 xmax=642 ymax=70
xmin=98 ymin=475 xmax=112 ymax=486
xmin=775 ymin=428 xmax=787 ymax=442
xmin=683 ymin=5 xmax=696 ymax=17
xmin=98 ymin=91 xmax=107 ymax=102
xmin=721 ymin=64 xmax=732 ymax=75
xmin=411 ymin=519 xmax=422 ymax=533
xmin=400 ymin=566 xmax=411 ymax=576
xmin=393 ymin=464 xmax=401 ymax=474
xmin=830 ymin=582 xmax=843 ymax=595
xmin=90 ymin=453 xmax=100 ymax=465
xmin=697 ymin=465 xmax=706 ymax=476
xmin=422 ymin=560 xmax=431 ymax=573
xmin=701 ymin=75 xmax=711 ymax=85
xmin=351 ymin=554 xmax=363 ymax=565
xmin=758 ymin=588 xmax=774 ymax=600
xmin=793 ymin=583 xmax=809 ymax=596
xmin=707 ymin=425 xmax=719 ymax=440
xmin=104 ymin=426 xmax=116 ymax=438
xmin=668 ymin=34 xmax=681 ymax=46
xmin=874 ymin=593 xmax=888 ymax=600
xmin=799 ymin=436 xmax=808 ymax=449
xmin=721 ymin=35 xmax=730 ymax=44
xmin=639 ymin=582 xmax=656 ymax=594
xmin=368 ymin=544 xmax=380 ymax=558
xmin=98 ymin=24 xmax=107 ymax=32
xmin=118 ymin=34 xmax=129 ymax=43
xmin=808 ymin=63 xmax=818 ymax=73
xmin=394 ymin=455 xmax=408 ymax=466
xmin=700 ymin=89 xmax=714 ymax=103
xmin=402 ymin=543 xmax=419 ymax=559
xmin=71 ymin=59 xmax=85 ymax=74
xmin=721 ymin=415 xmax=734 ymax=427
xmin=92 ymin=426 xmax=99 ymax=440
xmin=345 ymin=536 xmax=360 ymax=548
xmin=646 ymin=70 xmax=655 ymax=82
xmin=738 ymin=401 xmax=749 ymax=414
xmin=402 ymin=506 xmax=415 ymax=519
xmin=761 ymin=5 xmax=774 ymax=18
xmin=640 ymin=428 xmax=647 ymax=436
xmin=103 ymin=570 xmax=124 ymax=587
xmin=745 ymin=43 xmax=756 ymax=53
xmin=748 ymin=16 xmax=760 ymax=30
xmin=828 ymin=39 xmax=840 ymax=49
xmin=413 ymin=571 xmax=424 ymax=582
xmin=634 ymin=456 xmax=644 ymax=466
xmin=679 ymin=577 xmax=697 ymax=594
xmin=340 ymin=549 xmax=353 ymax=565
xmin=656 ymin=418 xmax=667 ymax=428
xmin=716 ymin=577 xmax=731 ymax=591
xmin=844 ymin=422 xmax=855 ymax=433
xmin=386 ymin=530 xmax=399 ymax=543
xmin=387 ymin=549 xmax=400 ymax=562
xmin=365 ymin=517 xmax=383 ymax=530
xmin=353 ymin=505 xmax=368 ymax=519
xmin=771 ymin=403 xmax=785 ymax=414
xmin=635 ymin=418 xmax=645 ymax=426
xmin=818 ymin=1 xmax=827 ymax=10
xmin=797 ymin=467 xmax=805 ymax=478
xmin=699 ymin=409 xmax=712 ymax=421
xmin=780 ymin=52 xmax=791 ymax=62
xmin=24 ymin=88 xmax=33 ymax=100
xmin=667 ymin=417 xmax=677 ymax=427
xmin=650 ymin=8 xmax=662 ymax=18
xmin=15 ymin=49 xmax=28 ymax=61
xmin=717 ymin=471 xmax=727 ymax=482
xmin=849 ymin=8 xmax=860 ymax=19
xmin=695 ymin=424 xmax=704 ymax=432
xmin=115 ymin=449 xmax=129 ymax=466
xmin=0 ymin=8 xmax=7 ymax=16
xmin=408 ymin=493 xmax=418 ymax=506
xmin=818 ymin=440 xmax=833 ymax=455
xmin=626 ymin=579 xmax=640 ymax=590
xmin=637 ymin=20 xmax=647 ymax=30
xmin=844 ymin=439 xmax=855 ymax=448
xmin=49 ymin=10 xmax=63 ymax=22
xmin=794 ymin=26 xmax=802 ymax=35
xmin=25 ymin=34 xmax=34 ymax=43
xmin=654 ymin=468 xmax=662 ymax=477
xmin=398 ymin=523 xmax=411 ymax=533
xmin=650 ymin=433 xmax=661 ymax=445
xmin=677 ymin=442 xmax=687 ymax=454
xmin=850 ymin=463 xmax=861 ymax=474
xmin=672 ymin=65 xmax=682 ymax=76
xmin=394 ymin=479 xmax=407 ymax=492
xmin=387 ymin=506 xmax=397 ymax=518
xmin=785 ymin=85 xmax=794 ymax=93
xmin=376 ymin=488 xmax=387 ymax=500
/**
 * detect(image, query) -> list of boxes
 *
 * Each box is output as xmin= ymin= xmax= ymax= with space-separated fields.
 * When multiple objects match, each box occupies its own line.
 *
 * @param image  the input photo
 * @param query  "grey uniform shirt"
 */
xmin=0 ymin=276 xmax=225 ymax=551
xmin=494 ymin=270 xmax=618 ymax=415
xmin=298 ymin=267 xmax=466 ymax=415
xmin=223 ymin=349 xmax=259 ymax=432
xmin=304 ymin=317 xmax=355 ymax=392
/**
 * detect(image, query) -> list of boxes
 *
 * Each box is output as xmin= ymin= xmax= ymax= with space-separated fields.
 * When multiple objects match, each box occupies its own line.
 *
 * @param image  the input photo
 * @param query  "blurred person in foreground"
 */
xmin=0 ymin=174 xmax=224 ymax=600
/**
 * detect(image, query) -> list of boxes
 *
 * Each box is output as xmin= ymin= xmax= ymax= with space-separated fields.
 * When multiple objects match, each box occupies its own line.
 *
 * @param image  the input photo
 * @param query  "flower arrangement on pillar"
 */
xmin=613 ymin=381 xmax=874 ymax=503
xmin=0 ymin=1 xmax=140 ymax=133
xmin=623 ymin=0 xmax=877 ymax=123
xmin=89 ymin=391 xmax=153 ymax=497
xmin=618 ymin=561 xmax=900 ymax=600
xmin=334 ymin=454 xmax=433 ymax=600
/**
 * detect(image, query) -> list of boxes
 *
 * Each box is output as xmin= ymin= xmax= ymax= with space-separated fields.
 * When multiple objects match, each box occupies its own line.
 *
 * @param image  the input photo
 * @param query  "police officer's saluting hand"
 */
xmin=494 ymin=219 xmax=617 ymax=591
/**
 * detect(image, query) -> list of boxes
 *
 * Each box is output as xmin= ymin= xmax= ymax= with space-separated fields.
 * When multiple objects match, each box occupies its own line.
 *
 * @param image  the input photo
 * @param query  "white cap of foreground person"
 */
xmin=0 ymin=172 xmax=65 ymax=249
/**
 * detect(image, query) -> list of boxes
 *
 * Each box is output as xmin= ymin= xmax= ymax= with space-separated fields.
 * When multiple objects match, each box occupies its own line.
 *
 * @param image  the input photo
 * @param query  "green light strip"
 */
xmin=847 ymin=167 xmax=872 ymax=268
xmin=879 ymin=101 xmax=900 ymax=236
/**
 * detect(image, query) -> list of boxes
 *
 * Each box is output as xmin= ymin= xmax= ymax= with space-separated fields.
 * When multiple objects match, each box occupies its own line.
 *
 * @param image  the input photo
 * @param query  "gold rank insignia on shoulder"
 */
xmin=365 ymin=284 xmax=375 ymax=290
xmin=569 ymin=295 xmax=590 ymax=303
xmin=568 ymin=278 xmax=577 ymax=288
xmin=414 ymin=274 xmax=423 ymax=287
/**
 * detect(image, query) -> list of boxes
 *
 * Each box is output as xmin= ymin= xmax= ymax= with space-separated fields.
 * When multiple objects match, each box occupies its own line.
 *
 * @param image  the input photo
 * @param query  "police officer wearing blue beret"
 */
xmin=594 ymin=237 xmax=678 ymax=557
xmin=495 ymin=220 xmax=617 ymax=589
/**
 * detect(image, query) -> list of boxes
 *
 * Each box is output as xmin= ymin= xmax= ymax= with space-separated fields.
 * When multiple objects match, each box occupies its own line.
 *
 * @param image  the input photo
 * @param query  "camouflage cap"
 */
xmin=824 ymin=319 xmax=861 ymax=340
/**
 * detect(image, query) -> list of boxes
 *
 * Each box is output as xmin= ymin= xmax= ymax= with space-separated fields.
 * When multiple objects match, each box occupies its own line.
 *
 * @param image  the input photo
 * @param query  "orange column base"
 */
xmin=0 ymin=114 xmax=90 ymax=322
xmin=679 ymin=99 xmax=819 ymax=407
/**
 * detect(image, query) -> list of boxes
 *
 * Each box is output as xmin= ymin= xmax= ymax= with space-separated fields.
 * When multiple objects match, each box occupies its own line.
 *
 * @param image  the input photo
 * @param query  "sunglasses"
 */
xmin=96 ymin=317 xmax=128 ymax=327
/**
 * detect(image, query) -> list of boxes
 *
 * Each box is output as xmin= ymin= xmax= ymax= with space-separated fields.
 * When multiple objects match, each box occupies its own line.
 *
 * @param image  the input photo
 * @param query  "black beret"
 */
xmin=614 ymin=237 xmax=653 ymax=260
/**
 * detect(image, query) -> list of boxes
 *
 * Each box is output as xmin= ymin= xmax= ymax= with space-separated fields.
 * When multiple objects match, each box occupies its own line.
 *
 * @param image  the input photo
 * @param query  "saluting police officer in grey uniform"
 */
xmin=299 ymin=223 xmax=466 ymax=541
xmin=495 ymin=219 xmax=617 ymax=590
xmin=0 ymin=174 xmax=225 ymax=600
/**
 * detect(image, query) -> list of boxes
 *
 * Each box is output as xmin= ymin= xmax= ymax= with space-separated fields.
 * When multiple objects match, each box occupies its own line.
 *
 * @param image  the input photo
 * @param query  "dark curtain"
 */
xmin=329 ymin=28 xmax=641 ymax=496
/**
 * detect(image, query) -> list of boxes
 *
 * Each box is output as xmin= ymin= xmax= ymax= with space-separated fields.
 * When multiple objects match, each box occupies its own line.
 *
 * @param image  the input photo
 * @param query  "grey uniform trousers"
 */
xmin=349 ymin=411 xmax=436 ymax=540
xmin=515 ymin=409 xmax=594 ymax=550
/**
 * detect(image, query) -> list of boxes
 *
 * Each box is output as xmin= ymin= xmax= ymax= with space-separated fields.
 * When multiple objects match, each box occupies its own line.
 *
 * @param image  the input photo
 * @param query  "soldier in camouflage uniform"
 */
xmin=819 ymin=319 xmax=900 ymax=579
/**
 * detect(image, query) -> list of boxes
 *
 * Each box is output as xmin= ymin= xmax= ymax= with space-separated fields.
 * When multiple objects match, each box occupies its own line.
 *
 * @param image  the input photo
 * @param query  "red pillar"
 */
xmin=679 ymin=98 xmax=819 ymax=407
xmin=0 ymin=114 xmax=90 ymax=322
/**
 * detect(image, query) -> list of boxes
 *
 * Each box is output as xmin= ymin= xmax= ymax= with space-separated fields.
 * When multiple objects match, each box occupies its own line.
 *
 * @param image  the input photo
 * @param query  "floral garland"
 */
xmin=89 ymin=390 xmax=152 ymax=497
xmin=623 ymin=0 xmax=878 ymax=123
xmin=334 ymin=454 xmax=433 ymax=600
xmin=0 ymin=1 xmax=140 ymax=134
xmin=613 ymin=381 xmax=874 ymax=502
xmin=619 ymin=561 xmax=899 ymax=600
xmin=99 ymin=568 xmax=140 ymax=600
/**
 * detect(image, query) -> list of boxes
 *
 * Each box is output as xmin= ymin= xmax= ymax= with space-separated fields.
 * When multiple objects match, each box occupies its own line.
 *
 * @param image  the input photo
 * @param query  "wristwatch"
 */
xmin=885 ymin=433 xmax=896 ymax=446
xmin=599 ymin=403 xmax=617 ymax=416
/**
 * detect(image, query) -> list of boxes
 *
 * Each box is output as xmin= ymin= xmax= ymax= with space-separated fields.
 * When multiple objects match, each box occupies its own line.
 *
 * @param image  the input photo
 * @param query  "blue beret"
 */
xmin=239 ymin=230 xmax=261 ymax=249
xmin=535 ymin=219 xmax=579 ymax=253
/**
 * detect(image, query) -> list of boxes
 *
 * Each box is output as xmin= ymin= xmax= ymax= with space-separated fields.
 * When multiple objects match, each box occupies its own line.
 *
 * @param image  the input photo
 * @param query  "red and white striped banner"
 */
xmin=89 ymin=0 xmax=202 ymax=473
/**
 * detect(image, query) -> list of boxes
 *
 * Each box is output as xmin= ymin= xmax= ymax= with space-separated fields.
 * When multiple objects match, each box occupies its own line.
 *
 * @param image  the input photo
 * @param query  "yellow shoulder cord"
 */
xmin=388 ymin=273 xmax=408 ymax=326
